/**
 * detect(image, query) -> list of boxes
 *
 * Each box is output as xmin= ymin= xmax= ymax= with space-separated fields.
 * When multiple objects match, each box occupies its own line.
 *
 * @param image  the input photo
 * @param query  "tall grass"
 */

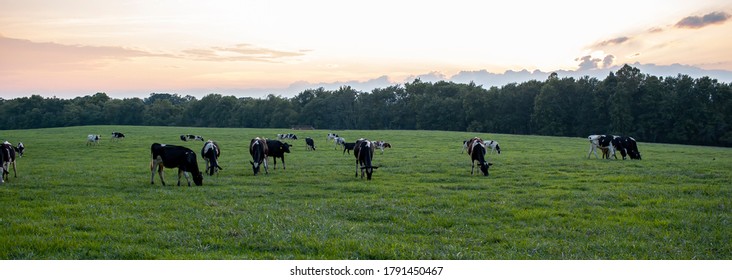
xmin=0 ymin=126 xmax=730 ymax=259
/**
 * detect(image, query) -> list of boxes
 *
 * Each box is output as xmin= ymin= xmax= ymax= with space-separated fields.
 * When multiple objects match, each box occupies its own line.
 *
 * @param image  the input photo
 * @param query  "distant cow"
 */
xmin=180 ymin=134 xmax=204 ymax=141
xmin=483 ymin=140 xmax=501 ymax=155
xmin=150 ymin=143 xmax=203 ymax=186
xmin=327 ymin=133 xmax=339 ymax=141
xmin=466 ymin=137 xmax=493 ymax=176
xmin=342 ymin=142 xmax=356 ymax=155
xmin=373 ymin=141 xmax=392 ymax=154
xmin=201 ymin=140 xmax=222 ymax=176
xmin=620 ymin=136 xmax=641 ymax=160
xmin=353 ymin=139 xmax=378 ymax=180
xmin=277 ymin=133 xmax=298 ymax=140
xmin=249 ymin=137 xmax=269 ymax=175
xmin=87 ymin=134 xmax=101 ymax=145
xmin=305 ymin=137 xmax=316 ymax=151
xmin=1 ymin=142 xmax=17 ymax=182
xmin=111 ymin=132 xmax=125 ymax=141
xmin=266 ymin=139 xmax=291 ymax=170
xmin=14 ymin=142 xmax=24 ymax=157
xmin=334 ymin=137 xmax=346 ymax=150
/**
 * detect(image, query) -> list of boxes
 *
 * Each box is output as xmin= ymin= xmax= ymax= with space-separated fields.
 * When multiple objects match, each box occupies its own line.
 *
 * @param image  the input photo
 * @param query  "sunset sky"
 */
xmin=1 ymin=0 xmax=731 ymax=99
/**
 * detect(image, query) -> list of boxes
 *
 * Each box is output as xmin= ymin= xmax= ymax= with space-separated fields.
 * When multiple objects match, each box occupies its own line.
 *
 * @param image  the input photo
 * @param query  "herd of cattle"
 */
xmin=0 ymin=131 xmax=642 ymax=185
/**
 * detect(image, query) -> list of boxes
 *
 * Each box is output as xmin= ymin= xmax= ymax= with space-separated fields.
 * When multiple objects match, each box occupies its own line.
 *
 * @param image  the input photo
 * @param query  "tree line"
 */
xmin=1 ymin=64 xmax=731 ymax=147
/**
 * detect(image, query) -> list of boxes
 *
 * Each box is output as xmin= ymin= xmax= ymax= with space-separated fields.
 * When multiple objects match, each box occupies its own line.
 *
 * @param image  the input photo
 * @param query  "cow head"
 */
xmin=479 ymin=161 xmax=493 ymax=176
xmin=250 ymin=160 xmax=261 ymax=175
xmin=360 ymin=165 xmax=379 ymax=180
xmin=282 ymin=143 xmax=291 ymax=153
xmin=193 ymin=171 xmax=203 ymax=186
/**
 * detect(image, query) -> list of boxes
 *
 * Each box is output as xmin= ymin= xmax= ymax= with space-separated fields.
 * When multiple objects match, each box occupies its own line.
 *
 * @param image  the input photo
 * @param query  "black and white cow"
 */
xmin=588 ymin=134 xmax=639 ymax=160
xmin=150 ymin=143 xmax=203 ymax=186
xmin=249 ymin=137 xmax=269 ymax=175
xmin=353 ymin=139 xmax=378 ymax=180
xmin=373 ymin=141 xmax=392 ymax=154
xmin=466 ymin=137 xmax=492 ymax=176
xmin=327 ymin=133 xmax=339 ymax=141
xmin=180 ymin=134 xmax=204 ymax=141
xmin=87 ymin=134 xmax=101 ymax=145
xmin=483 ymin=140 xmax=501 ymax=155
xmin=1 ymin=141 xmax=17 ymax=182
xmin=111 ymin=132 xmax=125 ymax=141
xmin=342 ymin=142 xmax=356 ymax=155
xmin=305 ymin=137 xmax=316 ymax=151
xmin=277 ymin=133 xmax=298 ymax=140
xmin=620 ymin=136 xmax=642 ymax=160
xmin=201 ymin=140 xmax=222 ymax=176
xmin=266 ymin=139 xmax=291 ymax=170
xmin=14 ymin=142 xmax=24 ymax=157
xmin=334 ymin=137 xmax=346 ymax=150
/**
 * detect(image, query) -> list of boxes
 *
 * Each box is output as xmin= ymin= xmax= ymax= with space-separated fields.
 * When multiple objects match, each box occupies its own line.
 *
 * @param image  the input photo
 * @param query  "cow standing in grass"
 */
xmin=150 ymin=143 xmax=203 ymax=186
xmin=14 ymin=142 xmax=24 ymax=157
xmin=305 ymin=137 xmax=316 ymax=151
xmin=201 ymin=140 xmax=222 ymax=176
xmin=87 ymin=134 xmax=101 ymax=146
xmin=266 ymin=139 xmax=291 ymax=170
xmin=1 ymin=142 xmax=17 ymax=182
xmin=466 ymin=137 xmax=492 ymax=176
xmin=249 ymin=137 xmax=269 ymax=175
xmin=353 ymin=139 xmax=378 ymax=180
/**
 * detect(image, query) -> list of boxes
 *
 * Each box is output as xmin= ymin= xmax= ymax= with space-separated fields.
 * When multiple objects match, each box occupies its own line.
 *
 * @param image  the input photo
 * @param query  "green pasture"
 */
xmin=0 ymin=126 xmax=730 ymax=259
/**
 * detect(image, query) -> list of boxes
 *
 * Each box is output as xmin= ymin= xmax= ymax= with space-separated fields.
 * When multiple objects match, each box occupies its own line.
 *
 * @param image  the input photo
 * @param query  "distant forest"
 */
xmin=2 ymin=64 xmax=731 ymax=147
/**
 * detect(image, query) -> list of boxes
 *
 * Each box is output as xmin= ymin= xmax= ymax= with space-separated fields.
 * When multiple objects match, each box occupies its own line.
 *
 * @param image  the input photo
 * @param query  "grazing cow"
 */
xmin=373 ymin=141 xmax=392 ymax=154
xmin=483 ymin=140 xmax=501 ymax=155
xmin=277 ymin=133 xmax=298 ymax=140
xmin=588 ymin=135 xmax=615 ymax=159
xmin=334 ymin=137 xmax=346 ymax=150
xmin=14 ymin=142 xmax=24 ymax=157
xmin=305 ymin=137 xmax=316 ymax=151
xmin=150 ymin=143 xmax=203 ymax=186
xmin=249 ymin=137 xmax=269 ymax=175
xmin=327 ymin=133 xmax=339 ymax=141
xmin=620 ymin=136 xmax=642 ymax=160
xmin=111 ymin=132 xmax=125 ymax=141
xmin=342 ymin=142 xmax=356 ymax=155
xmin=180 ymin=134 xmax=204 ymax=141
xmin=266 ymin=139 xmax=291 ymax=170
xmin=353 ymin=139 xmax=378 ymax=180
xmin=589 ymin=134 xmax=641 ymax=160
xmin=466 ymin=137 xmax=493 ymax=176
xmin=201 ymin=140 xmax=222 ymax=176
xmin=86 ymin=134 xmax=101 ymax=145
xmin=1 ymin=142 xmax=17 ymax=182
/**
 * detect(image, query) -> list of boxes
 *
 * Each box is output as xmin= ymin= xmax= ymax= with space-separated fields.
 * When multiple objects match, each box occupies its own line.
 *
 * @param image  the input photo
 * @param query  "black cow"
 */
xmin=266 ymin=139 xmax=291 ymax=170
xmin=201 ymin=140 xmax=222 ymax=176
xmin=621 ymin=136 xmax=642 ymax=160
xmin=1 ymin=142 xmax=17 ymax=182
xmin=249 ymin=137 xmax=269 ymax=175
xmin=305 ymin=137 xmax=315 ymax=151
xmin=150 ymin=143 xmax=203 ymax=186
xmin=343 ymin=142 xmax=356 ymax=155
xmin=353 ymin=139 xmax=378 ymax=180
xmin=180 ymin=134 xmax=204 ymax=141
xmin=467 ymin=137 xmax=492 ymax=176
xmin=111 ymin=132 xmax=125 ymax=141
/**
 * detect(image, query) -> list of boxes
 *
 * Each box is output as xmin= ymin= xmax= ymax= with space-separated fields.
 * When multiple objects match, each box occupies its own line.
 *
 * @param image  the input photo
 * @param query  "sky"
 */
xmin=1 ymin=0 xmax=731 ymax=99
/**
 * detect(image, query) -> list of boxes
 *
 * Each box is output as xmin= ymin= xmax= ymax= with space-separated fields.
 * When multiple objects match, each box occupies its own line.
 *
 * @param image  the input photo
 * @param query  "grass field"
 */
xmin=0 ymin=125 xmax=730 ymax=259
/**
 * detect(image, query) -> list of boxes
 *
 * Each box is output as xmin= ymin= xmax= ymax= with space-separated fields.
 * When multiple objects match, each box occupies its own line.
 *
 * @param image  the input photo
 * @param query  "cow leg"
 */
xmin=263 ymin=158 xmax=268 ymax=174
xmin=471 ymin=160 xmax=475 ymax=175
xmin=272 ymin=157 xmax=277 ymax=169
xmin=180 ymin=170 xmax=192 ymax=186
xmin=282 ymin=156 xmax=285 ymax=170
xmin=157 ymin=163 xmax=166 ymax=186
xmin=588 ymin=145 xmax=598 ymax=159
xmin=11 ymin=161 xmax=16 ymax=178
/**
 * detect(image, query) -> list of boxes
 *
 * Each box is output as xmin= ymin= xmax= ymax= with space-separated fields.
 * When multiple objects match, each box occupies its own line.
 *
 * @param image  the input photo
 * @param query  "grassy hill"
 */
xmin=0 ymin=126 xmax=730 ymax=259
